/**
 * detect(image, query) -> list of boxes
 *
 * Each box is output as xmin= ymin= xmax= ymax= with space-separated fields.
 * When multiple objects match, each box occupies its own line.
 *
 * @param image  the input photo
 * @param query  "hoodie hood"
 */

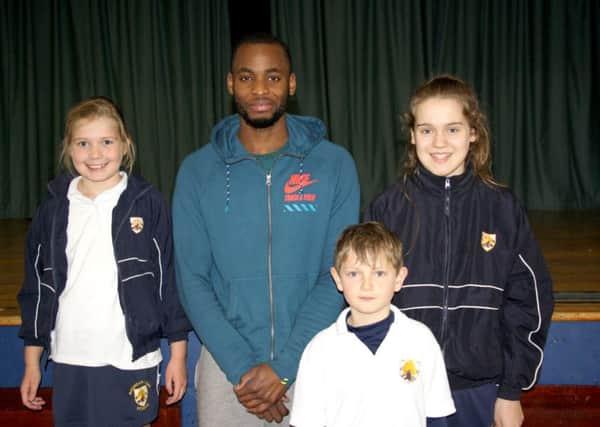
xmin=210 ymin=114 xmax=327 ymax=162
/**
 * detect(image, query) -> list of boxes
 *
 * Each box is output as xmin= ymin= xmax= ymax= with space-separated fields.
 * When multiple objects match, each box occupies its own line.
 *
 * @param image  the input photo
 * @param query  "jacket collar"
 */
xmin=412 ymin=164 xmax=476 ymax=197
xmin=335 ymin=305 xmax=404 ymax=335
xmin=210 ymin=113 xmax=326 ymax=163
xmin=47 ymin=172 xmax=152 ymax=202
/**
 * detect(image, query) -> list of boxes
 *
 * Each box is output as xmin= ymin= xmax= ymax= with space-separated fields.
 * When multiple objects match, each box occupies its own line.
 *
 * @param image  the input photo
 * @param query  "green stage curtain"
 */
xmin=272 ymin=0 xmax=429 ymax=209
xmin=271 ymin=0 xmax=600 ymax=210
xmin=1 ymin=0 xmax=231 ymax=218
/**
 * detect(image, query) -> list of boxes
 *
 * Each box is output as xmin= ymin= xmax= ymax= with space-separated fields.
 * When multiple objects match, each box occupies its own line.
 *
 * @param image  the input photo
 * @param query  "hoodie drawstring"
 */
xmin=225 ymin=164 xmax=231 ymax=213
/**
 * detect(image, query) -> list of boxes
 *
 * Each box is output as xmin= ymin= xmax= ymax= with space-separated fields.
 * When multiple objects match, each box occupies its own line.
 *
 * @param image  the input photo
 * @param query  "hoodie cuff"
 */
xmin=269 ymin=353 xmax=298 ymax=387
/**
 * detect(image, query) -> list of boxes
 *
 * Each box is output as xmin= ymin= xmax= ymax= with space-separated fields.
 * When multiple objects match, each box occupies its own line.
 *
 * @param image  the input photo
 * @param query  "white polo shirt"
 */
xmin=50 ymin=174 xmax=161 ymax=370
xmin=290 ymin=306 xmax=455 ymax=427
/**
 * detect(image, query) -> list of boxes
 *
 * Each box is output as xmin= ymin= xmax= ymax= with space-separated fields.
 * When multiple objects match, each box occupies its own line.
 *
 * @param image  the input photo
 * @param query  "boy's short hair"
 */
xmin=334 ymin=222 xmax=404 ymax=272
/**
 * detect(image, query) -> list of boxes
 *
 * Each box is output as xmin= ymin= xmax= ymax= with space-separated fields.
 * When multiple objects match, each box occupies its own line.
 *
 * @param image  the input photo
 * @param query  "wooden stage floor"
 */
xmin=1 ymin=211 xmax=599 ymax=325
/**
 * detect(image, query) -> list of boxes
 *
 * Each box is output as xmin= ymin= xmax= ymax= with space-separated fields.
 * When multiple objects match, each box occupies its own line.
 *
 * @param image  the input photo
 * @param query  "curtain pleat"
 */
xmin=3 ymin=0 xmax=598 ymax=216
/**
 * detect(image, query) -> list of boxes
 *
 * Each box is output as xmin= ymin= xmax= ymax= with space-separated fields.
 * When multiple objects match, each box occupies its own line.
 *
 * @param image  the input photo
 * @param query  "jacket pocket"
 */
xmin=444 ymin=293 xmax=503 ymax=381
xmin=118 ymin=257 xmax=160 ymax=332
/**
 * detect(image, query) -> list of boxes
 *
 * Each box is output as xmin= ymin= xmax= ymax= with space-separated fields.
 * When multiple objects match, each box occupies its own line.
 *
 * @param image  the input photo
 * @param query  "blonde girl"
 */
xmin=18 ymin=97 xmax=190 ymax=427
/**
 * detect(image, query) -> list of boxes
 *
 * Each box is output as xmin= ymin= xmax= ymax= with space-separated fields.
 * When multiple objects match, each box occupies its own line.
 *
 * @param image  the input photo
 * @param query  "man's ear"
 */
xmin=289 ymin=72 xmax=297 ymax=96
xmin=330 ymin=266 xmax=344 ymax=292
xmin=227 ymin=72 xmax=234 ymax=96
xmin=394 ymin=266 xmax=408 ymax=292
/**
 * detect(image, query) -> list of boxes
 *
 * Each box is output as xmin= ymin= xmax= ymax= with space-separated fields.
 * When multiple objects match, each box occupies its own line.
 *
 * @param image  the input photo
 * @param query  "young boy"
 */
xmin=290 ymin=222 xmax=455 ymax=427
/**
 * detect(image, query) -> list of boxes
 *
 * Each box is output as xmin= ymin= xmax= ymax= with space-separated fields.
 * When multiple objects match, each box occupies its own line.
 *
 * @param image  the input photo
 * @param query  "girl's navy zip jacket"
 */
xmin=18 ymin=173 xmax=190 ymax=361
xmin=364 ymin=167 xmax=554 ymax=400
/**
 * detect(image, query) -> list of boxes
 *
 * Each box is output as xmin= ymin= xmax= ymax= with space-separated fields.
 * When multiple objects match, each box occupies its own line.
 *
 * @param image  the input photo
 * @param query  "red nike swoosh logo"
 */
xmin=284 ymin=180 xmax=318 ymax=194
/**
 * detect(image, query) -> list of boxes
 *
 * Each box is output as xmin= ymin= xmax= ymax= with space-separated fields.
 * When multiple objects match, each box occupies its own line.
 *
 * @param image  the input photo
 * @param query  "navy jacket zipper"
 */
xmin=440 ymin=177 xmax=452 ymax=351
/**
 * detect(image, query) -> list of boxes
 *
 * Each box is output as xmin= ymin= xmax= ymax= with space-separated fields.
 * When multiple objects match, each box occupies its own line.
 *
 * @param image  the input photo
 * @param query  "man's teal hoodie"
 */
xmin=173 ymin=114 xmax=360 ymax=385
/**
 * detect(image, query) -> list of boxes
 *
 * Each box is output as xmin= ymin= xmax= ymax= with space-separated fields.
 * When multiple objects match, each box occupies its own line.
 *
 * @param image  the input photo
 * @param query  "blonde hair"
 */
xmin=403 ymin=75 xmax=500 ymax=187
xmin=334 ymin=222 xmax=404 ymax=273
xmin=60 ymin=97 xmax=135 ymax=174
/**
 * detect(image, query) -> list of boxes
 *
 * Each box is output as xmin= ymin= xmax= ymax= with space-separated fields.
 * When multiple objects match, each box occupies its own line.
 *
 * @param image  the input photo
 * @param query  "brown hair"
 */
xmin=60 ymin=97 xmax=135 ymax=174
xmin=334 ymin=222 xmax=404 ymax=273
xmin=403 ymin=75 xmax=500 ymax=187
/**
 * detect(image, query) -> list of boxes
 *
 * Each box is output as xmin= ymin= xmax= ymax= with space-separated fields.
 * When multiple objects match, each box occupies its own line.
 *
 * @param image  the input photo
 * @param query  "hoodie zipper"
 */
xmin=440 ymin=177 xmax=452 ymax=351
xmin=252 ymin=152 xmax=300 ymax=360
xmin=266 ymin=171 xmax=275 ymax=360
xmin=258 ymin=153 xmax=295 ymax=360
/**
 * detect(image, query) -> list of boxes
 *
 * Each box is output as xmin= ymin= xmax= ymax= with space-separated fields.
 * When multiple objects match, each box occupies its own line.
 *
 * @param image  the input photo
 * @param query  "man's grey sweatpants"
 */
xmin=195 ymin=348 xmax=294 ymax=427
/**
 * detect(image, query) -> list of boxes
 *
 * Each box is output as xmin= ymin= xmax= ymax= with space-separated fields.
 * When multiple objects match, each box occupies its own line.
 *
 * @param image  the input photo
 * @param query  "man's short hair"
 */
xmin=334 ymin=222 xmax=404 ymax=272
xmin=231 ymin=32 xmax=293 ymax=73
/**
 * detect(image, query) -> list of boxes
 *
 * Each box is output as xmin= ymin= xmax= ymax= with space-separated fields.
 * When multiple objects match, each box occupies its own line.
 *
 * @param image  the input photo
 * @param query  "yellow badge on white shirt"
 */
xmin=130 ymin=217 xmax=144 ymax=234
xmin=400 ymin=359 xmax=418 ymax=382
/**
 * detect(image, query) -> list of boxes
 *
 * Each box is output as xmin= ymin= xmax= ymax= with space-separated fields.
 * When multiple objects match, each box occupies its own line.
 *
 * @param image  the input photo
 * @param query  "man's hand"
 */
xmin=256 ymin=399 xmax=290 ymax=423
xmin=234 ymin=363 xmax=288 ymax=414
xmin=493 ymin=398 xmax=524 ymax=427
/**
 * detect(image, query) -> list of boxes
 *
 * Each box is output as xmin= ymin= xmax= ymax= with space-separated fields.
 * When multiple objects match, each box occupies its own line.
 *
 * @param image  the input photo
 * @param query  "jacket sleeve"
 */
xmin=498 ymin=204 xmax=554 ymax=400
xmin=17 ymin=205 xmax=49 ymax=348
xmin=172 ymin=158 xmax=256 ymax=385
xmin=153 ymin=192 xmax=191 ymax=343
xmin=269 ymin=149 xmax=360 ymax=384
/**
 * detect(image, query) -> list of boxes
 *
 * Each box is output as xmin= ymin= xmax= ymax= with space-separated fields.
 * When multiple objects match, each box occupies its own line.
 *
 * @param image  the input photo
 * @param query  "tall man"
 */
xmin=173 ymin=33 xmax=360 ymax=426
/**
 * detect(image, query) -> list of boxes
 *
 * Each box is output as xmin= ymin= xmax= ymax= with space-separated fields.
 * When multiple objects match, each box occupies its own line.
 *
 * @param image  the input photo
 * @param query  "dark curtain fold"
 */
xmin=3 ymin=0 xmax=598 ymax=216
xmin=431 ymin=0 xmax=600 ymax=209
xmin=271 ymin=0 xmax=600 ymax=210
xmin=1 ymin=0 xmax=231 ymax=218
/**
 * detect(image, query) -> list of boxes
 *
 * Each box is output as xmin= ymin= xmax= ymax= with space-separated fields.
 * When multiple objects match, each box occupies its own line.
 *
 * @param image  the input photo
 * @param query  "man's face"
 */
xmin=227 ymin=43 xmax=296 ymax=129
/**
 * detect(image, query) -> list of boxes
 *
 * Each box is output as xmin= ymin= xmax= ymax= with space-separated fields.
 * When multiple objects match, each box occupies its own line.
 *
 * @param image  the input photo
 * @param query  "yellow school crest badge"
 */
xmin=129 ymin=380 xmax=150 ymax=410
xmin=481 ymin=231 xmax=496 ymax=252
xmin=130 ymin=217 xmax=144 ymax=234
xmin=400 ymin=359 xmax=418 ymax=382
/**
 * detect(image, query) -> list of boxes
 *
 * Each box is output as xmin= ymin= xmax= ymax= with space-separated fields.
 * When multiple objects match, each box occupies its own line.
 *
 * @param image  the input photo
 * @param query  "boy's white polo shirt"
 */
xmin=50 ymin=173 xmax=161 ymax=370
xmin=291 ymin=305 xmax=455 ymax=427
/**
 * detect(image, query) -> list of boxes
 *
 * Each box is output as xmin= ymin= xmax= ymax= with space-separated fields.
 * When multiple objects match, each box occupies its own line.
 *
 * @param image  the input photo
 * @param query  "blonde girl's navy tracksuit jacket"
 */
xmin=18 ymin=173 xmax=190 ymax=361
